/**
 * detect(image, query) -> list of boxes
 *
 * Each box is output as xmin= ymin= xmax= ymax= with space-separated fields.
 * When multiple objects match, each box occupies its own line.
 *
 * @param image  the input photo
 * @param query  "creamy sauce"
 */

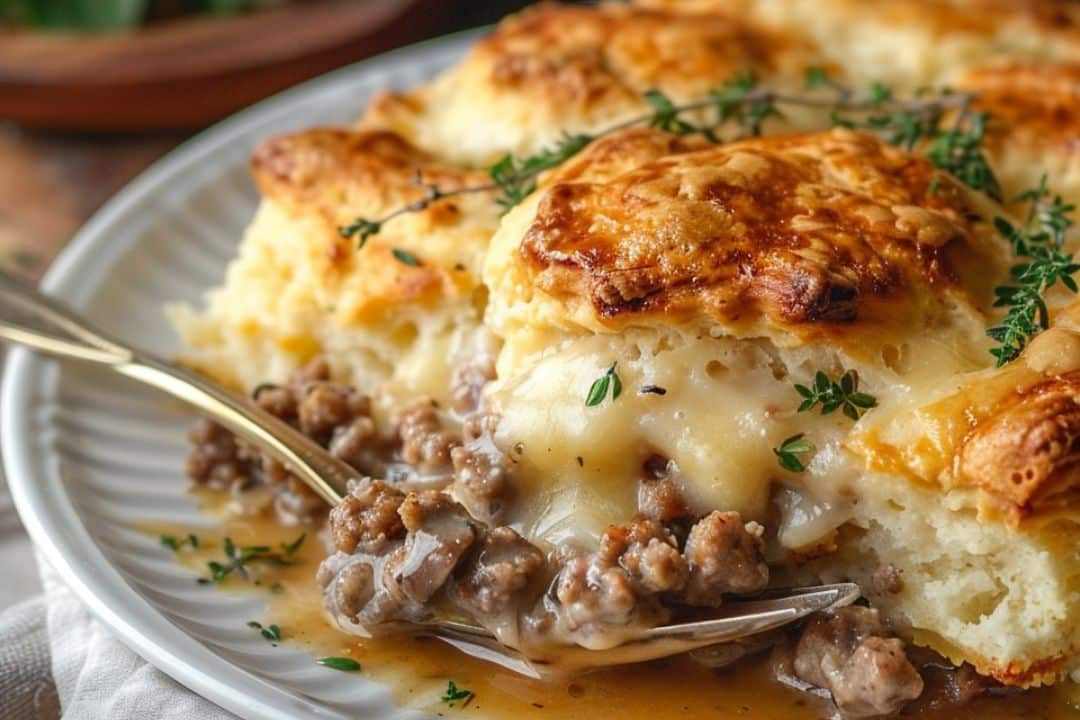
xmin=144 ymin=497 xmax=1080 ymax=720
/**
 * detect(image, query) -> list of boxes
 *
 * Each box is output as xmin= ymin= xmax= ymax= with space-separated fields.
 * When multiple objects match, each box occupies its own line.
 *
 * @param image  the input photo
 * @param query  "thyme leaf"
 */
xmin=773 ymin=433 xmax=815 ymax=473
xmin=317 ymin=657 xmax=361 ymax=672
xmin=441 ymin=680 xmax=474 ymax=706
xmin=392 ymin=248 xmax=421 ymax=267
xmin=585 ymin=362 xmax=622 ymax=407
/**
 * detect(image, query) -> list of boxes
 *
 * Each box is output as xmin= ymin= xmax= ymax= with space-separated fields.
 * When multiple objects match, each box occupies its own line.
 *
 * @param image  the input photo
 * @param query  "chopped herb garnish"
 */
xmin=261 ymin=624 xmax=282 ymax=641
xmin=803 ymin=65 xmax=830 ymax=90
xmin=251 ymin=382 xmax=278 ymax=400
xmin=281 ymin=533 xmax=307 ymax=555
xmin=773 ymin=433 xmax=815 ymax=473
xmin=200 ymin=533 xmax=306 ymax=584
xmin=441 ymin=680 xmax=474 ymax=706
xmin=247 ymin=621 xmax=262 ymax=629
xmin=317 ymin=657 xmax=361 ymax=672
xmin=392 ymin=248 xmax=421 ymax=267
xmin=160 ymin=533 xmax=199 ymax=552
xmin=793 ymin=370 xmax=877 ymax=420
xmin=987 ymin=174 xmax=1078 ymax=365
xmin=639 ymin=384 xmax=667 ymax=396
xmin=585 ymin=362 xmax=622 ymax=407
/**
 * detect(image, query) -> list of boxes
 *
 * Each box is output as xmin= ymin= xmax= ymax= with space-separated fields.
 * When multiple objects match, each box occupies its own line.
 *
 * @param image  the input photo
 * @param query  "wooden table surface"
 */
xmin=0 ymin=125 xmax=183 ymax=283
xmin=0 ymin=1 xmax=530 ymax=284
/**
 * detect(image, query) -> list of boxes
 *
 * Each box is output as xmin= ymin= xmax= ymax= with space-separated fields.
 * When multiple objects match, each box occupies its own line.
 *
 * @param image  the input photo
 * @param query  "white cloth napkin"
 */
xmin=0 ymin=471 xmax=235 ymax=719
xmin=37 ymin=561 xmax=237 ymax=720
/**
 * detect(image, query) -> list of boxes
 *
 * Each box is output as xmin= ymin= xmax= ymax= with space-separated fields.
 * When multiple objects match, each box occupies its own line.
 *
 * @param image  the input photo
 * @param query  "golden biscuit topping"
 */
xmin=362 ymin=2 xmax=815 ymax=164
xmin=512 ymin=128 xmax=1005 ymax=339
xmin=961 ymin=62 xmax=1080 ymax=153
xmin=960 ymin=372 xmax=1080 ymax=519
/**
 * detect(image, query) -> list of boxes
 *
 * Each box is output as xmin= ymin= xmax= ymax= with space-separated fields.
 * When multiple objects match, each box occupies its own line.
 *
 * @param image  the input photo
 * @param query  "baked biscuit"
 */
xmin=482 ymin=127 xmax=1077 ymax=686
xmin=959 ymin=62 xmax=1080 ymax=238
xmin=639 ymin=0 xmax=1080 ymax=227
xmin=638 ymin=0 xmax=1080 ymax=91
xmin=362 ymin=2 xmax=819 ymax=166
xmin=170 ymin=128 xmax=499 ymax=406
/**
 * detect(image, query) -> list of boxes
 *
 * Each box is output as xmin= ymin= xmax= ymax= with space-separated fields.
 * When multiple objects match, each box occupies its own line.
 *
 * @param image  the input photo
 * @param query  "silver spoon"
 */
xmin=0 ymin=271 xmax=860 ymax=673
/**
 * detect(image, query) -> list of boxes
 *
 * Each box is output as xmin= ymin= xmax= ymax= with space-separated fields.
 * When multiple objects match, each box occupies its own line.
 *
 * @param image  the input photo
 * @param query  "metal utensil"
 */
xmin=0 ymin=271 xmax=861 ymax=673
xmin=0 ymin=270 xmax=353 ymax=506
xmin=414 ymin=583 xmax=860 ymax=678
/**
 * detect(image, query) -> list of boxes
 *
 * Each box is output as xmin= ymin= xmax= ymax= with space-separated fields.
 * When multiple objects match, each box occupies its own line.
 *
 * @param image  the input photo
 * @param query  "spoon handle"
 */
xmin=0 ymin=271 xmax=351 ymax=506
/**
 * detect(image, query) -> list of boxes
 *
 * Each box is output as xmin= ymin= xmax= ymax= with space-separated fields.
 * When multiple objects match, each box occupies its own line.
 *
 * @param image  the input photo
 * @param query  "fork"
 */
xmin=0 ymin=270 xmax=861 ymax=673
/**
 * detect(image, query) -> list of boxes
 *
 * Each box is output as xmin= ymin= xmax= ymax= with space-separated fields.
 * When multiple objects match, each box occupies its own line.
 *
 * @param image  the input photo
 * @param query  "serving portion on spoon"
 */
xmin=0 ymin=269 xmax=860 ymax=677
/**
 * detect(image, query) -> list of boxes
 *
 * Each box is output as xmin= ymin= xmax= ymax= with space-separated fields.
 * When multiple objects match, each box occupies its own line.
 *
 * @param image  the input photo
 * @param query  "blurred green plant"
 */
xmin=0 ymin=0 xmax=290 ymax=31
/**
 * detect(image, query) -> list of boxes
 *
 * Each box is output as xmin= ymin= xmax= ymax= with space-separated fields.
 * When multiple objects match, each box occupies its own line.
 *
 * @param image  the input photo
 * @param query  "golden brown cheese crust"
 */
xmin=961 ymin=62 xmax=1080 ymax=155
xmin=517 ymin=127 xmax=1002 ymax=339
xmin=960 ymin=372 xmax=1080 ymax=521
xmin=251 ymin=128 xmax=487 ymax=234
xmin=641 ymin=0 xmax=1080 ymax=45
xmin=474 ymin=2 xmax=795 ymax=97
xmin=249 ymin=128 xmax=493 ymax=317
xmin=362 ymin=2 xmax=815 ymax=164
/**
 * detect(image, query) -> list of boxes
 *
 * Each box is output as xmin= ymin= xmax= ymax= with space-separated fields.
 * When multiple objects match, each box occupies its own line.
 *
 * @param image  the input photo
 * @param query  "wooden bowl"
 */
xmin=0 ymin=0 xmax=454 ymax=131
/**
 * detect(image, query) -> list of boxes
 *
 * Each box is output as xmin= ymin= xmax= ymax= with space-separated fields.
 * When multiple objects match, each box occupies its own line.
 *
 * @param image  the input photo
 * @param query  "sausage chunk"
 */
xmin=683 ymin=511 xmax=769 ymax=605
xmin=329 ymin=479 xmax=406 ymax=554
xmin=450 ymin=351 xmax=497 ymax=414
xmin=394 ymin=491 xmax=477 ymax=602
xmin=454 ymin=527 xmax=547 ymax=617
xmin=599 ymin=518 xmax=688 ymax=594
xmin=450 ymin=413 xmax=513 ymax=523
xmin=793 ymin=607 xmax=924 ymax=718
xmin=554 ymin=556 xmax=640 ymax=640
xmin=398 ymin=401 xmax=462 ymax=474
xmin=550 ymin=522 xmax=678 ymax=648
xmin=320 ymin=547 xmax=428 ymax=633
xmin=638 ymin=455 xmax=690 ymax=522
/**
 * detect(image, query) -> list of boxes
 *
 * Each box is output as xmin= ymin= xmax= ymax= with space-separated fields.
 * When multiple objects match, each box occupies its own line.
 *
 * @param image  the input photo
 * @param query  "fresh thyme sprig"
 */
xmin=987 ymin=174 xmax=1078 ymax=365
xmin=490 ymin=131 xmax=594 ymax=211
xmin=339 ymin=71 xmax=981 ymax=245
xmin=198 ymin=533 xmax=306 ymax=584
xmin=794 ymin=370 xmax=877 ymax=420
xmin=773 ymin=433 xmax=814 ymax=473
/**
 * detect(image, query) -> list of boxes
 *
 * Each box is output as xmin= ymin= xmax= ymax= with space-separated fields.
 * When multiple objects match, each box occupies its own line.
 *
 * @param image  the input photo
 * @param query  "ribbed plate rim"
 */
xmin=1 ymin=29 xmax=478 ymax=720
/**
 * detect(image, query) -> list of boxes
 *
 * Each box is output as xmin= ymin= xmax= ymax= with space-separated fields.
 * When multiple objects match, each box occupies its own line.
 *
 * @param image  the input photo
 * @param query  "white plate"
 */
xmin=1 ymin=32 xmax=478 ymax=720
